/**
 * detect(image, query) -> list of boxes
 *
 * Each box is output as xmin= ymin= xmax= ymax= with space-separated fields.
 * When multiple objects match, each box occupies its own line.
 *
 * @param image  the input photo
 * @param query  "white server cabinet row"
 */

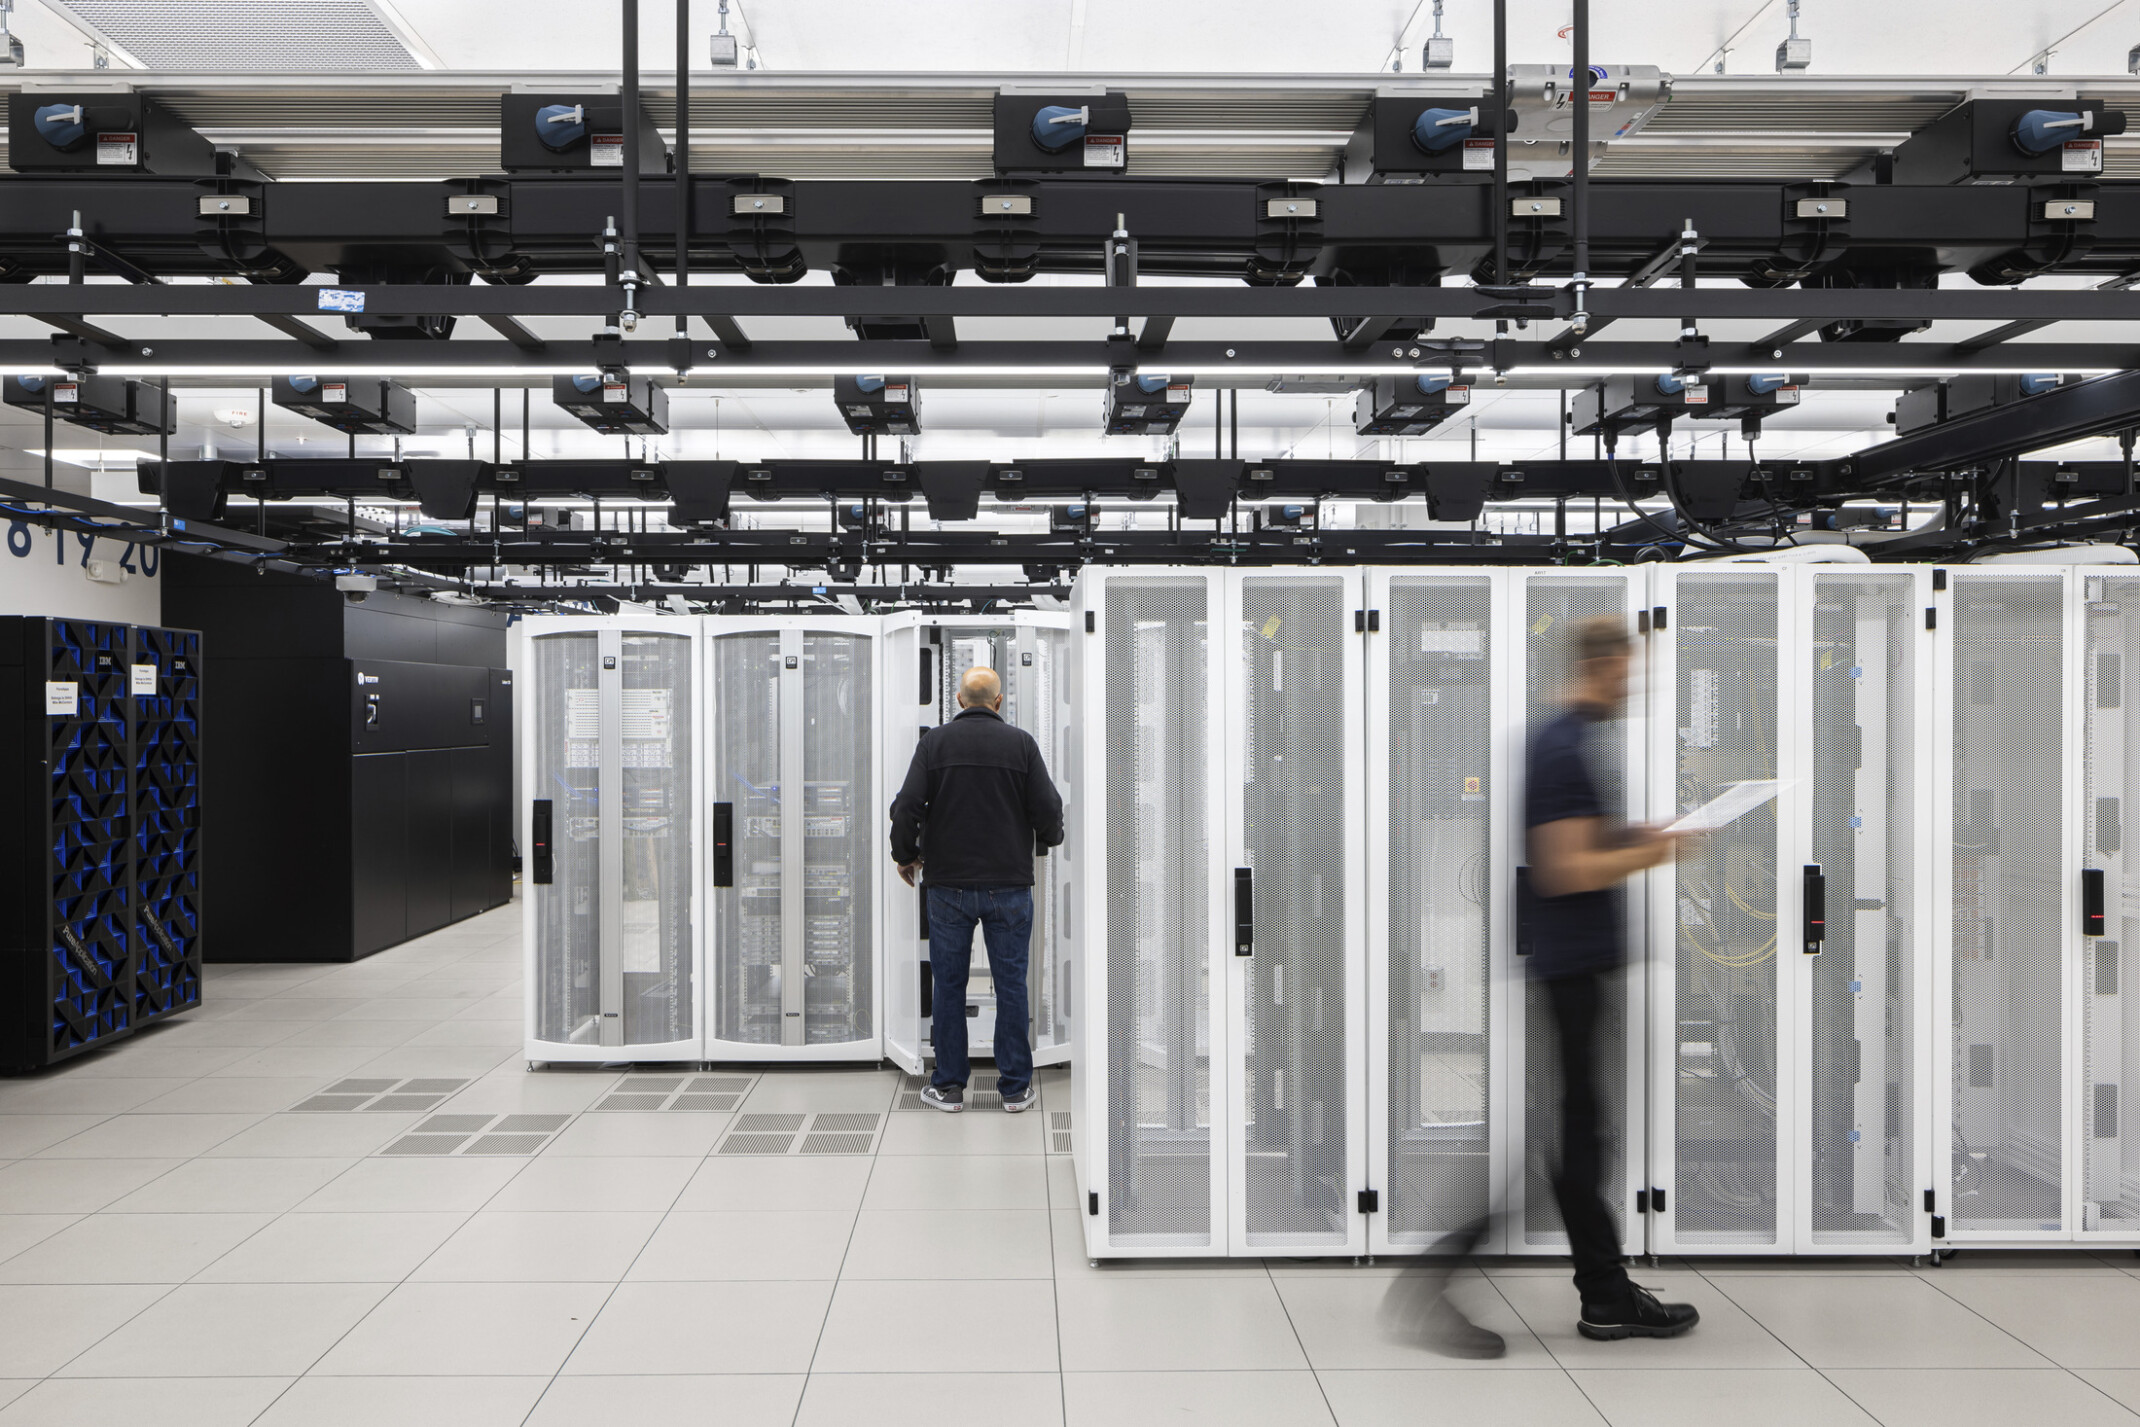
xmin=518 ymin=613 xmax=1081 ymax=1071
xmin=1071 ymin=564 xmax=2140 ymax=1258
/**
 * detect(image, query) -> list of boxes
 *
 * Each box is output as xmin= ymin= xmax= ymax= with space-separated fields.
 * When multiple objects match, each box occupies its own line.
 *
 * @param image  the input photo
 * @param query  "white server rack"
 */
xmin=880 ymin=612 xmax=1079 ymax=1077
xmin=1938 ymin=566 xmax=2075 ymax=1244
xmin=1070 ymin=568 xmax=1370 ymax=1259
xmin=2081 ymin=568 xmax=2140 ymax=1242
xmin=521 ymin=615 xmax=703 ymax=1065
xmin=1071 ymin=569 xmax=1231 ymax=1256
xmin=1504 ymin=569 xmax=1653 ymax=1258
xmin=1365 ymin=569 xmax=1510 ymax=1255
xmin=704 ymin=616 xmax=882 ymax=1062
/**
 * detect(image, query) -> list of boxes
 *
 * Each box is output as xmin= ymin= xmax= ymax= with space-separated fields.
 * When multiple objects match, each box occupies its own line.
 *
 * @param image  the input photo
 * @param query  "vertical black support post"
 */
xmin=675 ymin=0 xmax=692 ymax=336
xmin=522 ymin=388 xmax=533 ymax=529
xmin=256 ymin=385 xmax=268 ymax=537
xmin=620 ymin=0 xmax=643 ymax=315
xmin=1559 ymin=388 xmax=1568 ymax=458
xmin=1215 ymin=383 xmax=1222 ymax=457
xmin=493 ymin=388 xmax=502 ymax=462
xmin=158 ymin=378 xmax=170 ymax=532
xmin=1570 ymin=0 xmax=1591 ymax=327
xmin=1230 ymin=389 xmax=1239 ymax=459
xmin=43 ymin=382 xmax=54 ymax=490
xmin=1492 ymin=0 xmax=1508 ymax=286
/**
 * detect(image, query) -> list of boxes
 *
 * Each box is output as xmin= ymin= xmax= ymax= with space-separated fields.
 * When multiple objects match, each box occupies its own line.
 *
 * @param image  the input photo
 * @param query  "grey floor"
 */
xmin=5 ymin=904 xmax=2140 ymax=1425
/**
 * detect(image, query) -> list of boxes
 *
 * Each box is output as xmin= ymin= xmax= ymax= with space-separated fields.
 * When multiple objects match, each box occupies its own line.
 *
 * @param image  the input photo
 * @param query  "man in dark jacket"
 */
xmin=889 ymin=664 xmax=1064 ymax=1113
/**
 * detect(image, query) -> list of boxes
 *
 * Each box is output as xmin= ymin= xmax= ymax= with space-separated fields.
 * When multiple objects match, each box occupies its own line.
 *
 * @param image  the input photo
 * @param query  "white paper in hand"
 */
xmin=1665 ymin=779 xmax=1791 ymax=835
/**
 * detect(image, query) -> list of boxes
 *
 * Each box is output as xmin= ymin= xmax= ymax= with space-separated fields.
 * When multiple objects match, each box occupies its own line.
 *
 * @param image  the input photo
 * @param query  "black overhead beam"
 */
xmin=1844 ymin=370 xmax=2140 ymax=483
xmin=22 ymin=281 xmax=2140 ymax=325
xmin=18 ymin=338 xmax=2140 ymax=381
xmin=9 ymin=175 xmax=2140 ymax=289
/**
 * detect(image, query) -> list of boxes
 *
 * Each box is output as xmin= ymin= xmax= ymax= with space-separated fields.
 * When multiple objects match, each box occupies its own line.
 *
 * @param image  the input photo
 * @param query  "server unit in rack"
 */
xmin=2 ymin=617 xmax=204 ymax=1072
xmin=522 ymin=617 xmax=701 ymax=1063
xmin=705 ymin=617 xmax=880 ymax=1061
xmin=880 ymin=614 xmax=1078 ymax=1080
xmin=129 ymin=625 xmax=203 ymax=1029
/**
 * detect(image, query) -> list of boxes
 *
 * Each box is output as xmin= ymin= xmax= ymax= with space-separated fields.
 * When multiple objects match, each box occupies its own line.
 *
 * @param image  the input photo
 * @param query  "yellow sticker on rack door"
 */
xmin=1260 ymin=616 xmax=1282 ymax=639
xmin=1530 ymin=613 xmax=1554 ymax=636
xmin=1464 ymin=776 xmax=1482 ymax=794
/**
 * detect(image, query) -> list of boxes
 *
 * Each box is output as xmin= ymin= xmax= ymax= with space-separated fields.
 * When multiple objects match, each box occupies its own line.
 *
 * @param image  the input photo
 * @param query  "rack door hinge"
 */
xmin=1357 ymin=1188 xmax=1379 ymax=1214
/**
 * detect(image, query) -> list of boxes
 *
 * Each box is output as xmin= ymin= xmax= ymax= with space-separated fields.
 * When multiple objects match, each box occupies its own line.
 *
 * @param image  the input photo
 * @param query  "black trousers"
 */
xmin=1543 ymin=969 xmax=1633 ymax=1306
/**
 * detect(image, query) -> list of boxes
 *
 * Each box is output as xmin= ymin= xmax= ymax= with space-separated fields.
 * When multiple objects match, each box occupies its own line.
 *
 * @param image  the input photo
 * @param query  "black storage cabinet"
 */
xmin=166 ymin=557 xmax=511 ymax=962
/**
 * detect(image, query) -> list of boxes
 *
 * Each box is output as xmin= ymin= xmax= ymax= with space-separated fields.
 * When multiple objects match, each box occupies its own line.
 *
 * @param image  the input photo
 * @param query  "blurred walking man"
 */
xmin=889 ymin=665 xmax=1063 ymax=1114
xmin=1527 ymin=616 xmax=1699 ymax=1340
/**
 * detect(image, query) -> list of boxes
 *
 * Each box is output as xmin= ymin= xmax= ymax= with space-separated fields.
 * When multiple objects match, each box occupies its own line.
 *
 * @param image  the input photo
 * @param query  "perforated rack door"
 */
xmin=877 ymin=614 xmax=927 ymax=1077
xmin=1507 ymin=572 xmax=1648 ymax=1256
xmin=528 ymin=627 xmax=605 ymax=1051
xmin=45 ymin=618 xmax=134 ymax=1062
xmin=1651 ymin=569 xmax=1791 ymax=1254
xmin=1089 ymin=572 xmax=1227 ymax=1253
xmin=616 ymin=629 xmax=696 ymax=1049
xmin=798 ymin=627 xmax=874 ymax=1049
xmin=1027 ymin=618 xmax=1078 ymax=1065
xmin=1226 ymin=570 xmax=1367 ymax=1256
xmin=1368 ymin=571 xmax=1502 ymax=1255
xmin=130 ymin=625 xmax=201 ymax=1027
xmin=1948 ymin=571 xmax=2070 ymax=1238
xmin=2082 ymin=574 xmax=2140 ymax=1238
xmin=1801 ymin=571 xmax=1929 ymax=1253
xmin=709 ymin=625 xmax=785 ymax=1049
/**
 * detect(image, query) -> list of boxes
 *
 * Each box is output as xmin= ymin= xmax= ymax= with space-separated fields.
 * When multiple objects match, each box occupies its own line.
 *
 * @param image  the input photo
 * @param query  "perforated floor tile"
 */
xmin=417 ymin=1115 xmax=497 ymax=1134
xmin=381 ymin=1134 xmax=470 ymax=1155
xmin=464 ymin=1134 xmax=549 ymax=1155
xmin=493 ymin=1114 xmax=571 ymax=1134
xmin=719 ymin=1133 xmax=800 ymax=1155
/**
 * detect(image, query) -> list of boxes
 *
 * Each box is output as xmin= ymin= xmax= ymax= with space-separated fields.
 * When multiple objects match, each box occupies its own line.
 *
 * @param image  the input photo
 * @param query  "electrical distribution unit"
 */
xmin=272 ymin=376 xmax=418 ymax=436
xmin=834 ymin=376 xmax=919 ymax=437
xmin=992 ymin=88 xmax=1131 ymax=173
xmin=1355 ymin=375 xmax=1472 ymax=435
xmin=1893 ymin=373 xmax=2066 ymax=437
xmin=1 ymin=617 xmax=202 ymax=1072
xmin=2 ymin=374 xmax=173 ymax=436
xmin=499 ymin=92 xmax=670 ymax=173
xmin=879 ymin=615 xmax=1078 ymax=1081
xmin=553 ymin=373 xmax=669 ymax=435
xmin=5 ymin=90 xmax=226 ymax=175
xmin=705 ymin=616 xmax=880 ymax=1060
xmin=1570 ymin=374 xmax=1710 ymax=438
xmin=1888 ymin=97 xmax=2128 ymax=184
xmin=1104 ymin=372 xmax=1193 ymax=435
xmin=1343 ymin=91 xmax=1508 ymax=182
xmin=1692 ymin=374 xmax=1803 ymax=423
xmin=524 ymin=617 xmax=700 ymax=1063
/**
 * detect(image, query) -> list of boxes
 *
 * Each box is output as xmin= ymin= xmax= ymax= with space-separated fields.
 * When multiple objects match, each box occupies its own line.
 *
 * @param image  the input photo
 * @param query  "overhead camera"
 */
xmin=336 ymin=573 xmax=378 ymax=604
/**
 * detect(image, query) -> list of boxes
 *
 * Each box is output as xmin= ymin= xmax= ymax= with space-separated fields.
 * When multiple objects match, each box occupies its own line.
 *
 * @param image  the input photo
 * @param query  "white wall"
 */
xmin=0 ymin=520 xmax=162 ymax=625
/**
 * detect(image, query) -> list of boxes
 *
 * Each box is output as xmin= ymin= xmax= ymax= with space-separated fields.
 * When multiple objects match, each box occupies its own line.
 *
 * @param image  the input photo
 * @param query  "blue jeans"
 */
xmin=926 ymin=885 xmax=1033 ymax=1098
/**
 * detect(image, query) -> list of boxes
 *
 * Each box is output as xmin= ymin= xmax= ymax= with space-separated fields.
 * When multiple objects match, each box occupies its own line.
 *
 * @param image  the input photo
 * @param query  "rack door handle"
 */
xmin=712 ymin=802 xmax=734 ymax=887
xmin=1234 ymin=867 xmax=1254 ymax=956
xmin=2084 ymin=867 xmax=2106 ymax=937
xmin=1803 ymin=863 xmax=1826 ymax=954
xmin=531 ymin=800 xmax=553 ymax=885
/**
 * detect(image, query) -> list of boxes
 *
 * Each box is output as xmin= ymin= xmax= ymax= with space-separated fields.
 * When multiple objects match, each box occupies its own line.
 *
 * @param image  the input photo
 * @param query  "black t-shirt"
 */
xmin=1523 ymin=706 xmax=1623 ymax=977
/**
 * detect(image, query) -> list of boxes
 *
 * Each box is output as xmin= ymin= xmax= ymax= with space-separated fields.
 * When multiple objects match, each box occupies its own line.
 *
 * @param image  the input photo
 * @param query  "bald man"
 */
xmin=889 ymin=664 xmax=1064 ymax=1113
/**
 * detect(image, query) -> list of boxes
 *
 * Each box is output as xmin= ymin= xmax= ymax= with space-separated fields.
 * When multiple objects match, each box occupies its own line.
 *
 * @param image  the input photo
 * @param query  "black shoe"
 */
xmin=1001 ymin=1085 xmax=1038 ymax=1114
xmin=1423 ymin=1300 xmax=1507 ymax=1360
xmin=1577 ymin=1283 xmax=1700 ymax=1341
xmin=920 ymin=1084 xmax=964 ymax=1113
